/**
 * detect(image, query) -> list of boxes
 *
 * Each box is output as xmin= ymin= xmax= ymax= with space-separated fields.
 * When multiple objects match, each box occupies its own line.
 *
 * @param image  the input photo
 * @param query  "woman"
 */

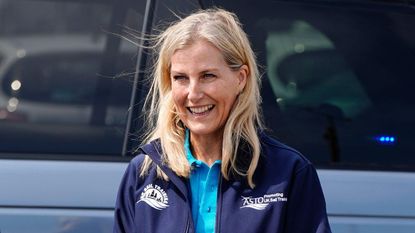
xmin=114 ymin=8 xmax=332 ymax=233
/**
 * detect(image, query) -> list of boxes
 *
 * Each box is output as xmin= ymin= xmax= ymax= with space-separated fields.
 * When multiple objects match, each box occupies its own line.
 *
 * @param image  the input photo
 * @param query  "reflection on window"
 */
xmin=250 ymin=7 xmax=415 ymax=169
xmin=265 ymin=20 xmax=371 ymax=119
xmin=0 ymin=0 xmax=143 ymax=155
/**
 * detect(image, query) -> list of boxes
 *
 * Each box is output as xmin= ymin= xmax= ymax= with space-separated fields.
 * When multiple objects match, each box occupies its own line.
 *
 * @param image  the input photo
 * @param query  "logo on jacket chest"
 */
xmin=241 ymin=192 xmax=287 ymax=210
xmin=137 ymin=184 xmax=169 ymax=210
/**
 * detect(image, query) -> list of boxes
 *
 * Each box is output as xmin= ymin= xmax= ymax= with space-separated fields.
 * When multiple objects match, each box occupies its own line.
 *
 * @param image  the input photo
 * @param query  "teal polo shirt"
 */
xmin=185 ymin=130 xmax=221 ymax=233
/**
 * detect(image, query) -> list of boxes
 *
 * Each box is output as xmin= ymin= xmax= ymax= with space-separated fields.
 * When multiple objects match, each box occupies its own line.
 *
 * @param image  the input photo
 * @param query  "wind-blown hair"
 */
xmin=140 ymin=8 xmax=263 ymax=188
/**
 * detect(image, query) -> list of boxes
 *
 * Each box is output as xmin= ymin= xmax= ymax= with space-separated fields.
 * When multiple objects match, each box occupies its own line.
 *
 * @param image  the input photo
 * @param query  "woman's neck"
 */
xmin=189 ymin=132 xmax=222 ymax=166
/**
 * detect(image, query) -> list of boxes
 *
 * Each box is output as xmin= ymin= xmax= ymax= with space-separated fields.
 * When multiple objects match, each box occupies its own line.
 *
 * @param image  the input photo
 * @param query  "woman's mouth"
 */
xmin=187 ymin=104 xmax=215 ymax=115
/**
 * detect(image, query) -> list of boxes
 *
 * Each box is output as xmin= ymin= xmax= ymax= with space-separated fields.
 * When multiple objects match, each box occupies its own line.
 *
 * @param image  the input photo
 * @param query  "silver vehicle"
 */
xmin=0 ymin=35 xmax=135 ymax=125
xmin=1 ymin=0 xmax=414 ymax=232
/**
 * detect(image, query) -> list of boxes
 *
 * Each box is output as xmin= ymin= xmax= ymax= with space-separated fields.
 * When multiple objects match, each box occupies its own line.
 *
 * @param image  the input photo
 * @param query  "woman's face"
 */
xmin=170 ymin=39 xmax=247 ymax=139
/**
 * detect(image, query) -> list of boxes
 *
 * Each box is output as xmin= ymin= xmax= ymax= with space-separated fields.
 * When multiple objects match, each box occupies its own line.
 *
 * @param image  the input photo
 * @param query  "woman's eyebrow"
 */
xmin=170 ymin=68 xmax=220 ymax=76
xmin=170 ymin=71 xmax=187 ymax=76
xmin=200 ymin=68 xmax=219 ymax=74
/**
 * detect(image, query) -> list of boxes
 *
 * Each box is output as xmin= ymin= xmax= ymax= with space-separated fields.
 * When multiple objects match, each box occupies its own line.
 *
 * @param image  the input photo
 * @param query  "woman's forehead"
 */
xmin=170 ymin=40 xmax=227 ymax=73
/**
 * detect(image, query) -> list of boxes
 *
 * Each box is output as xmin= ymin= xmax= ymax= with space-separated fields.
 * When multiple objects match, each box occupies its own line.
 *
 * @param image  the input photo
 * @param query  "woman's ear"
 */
xmin=237 ymin=65 xmax=248 ymax=93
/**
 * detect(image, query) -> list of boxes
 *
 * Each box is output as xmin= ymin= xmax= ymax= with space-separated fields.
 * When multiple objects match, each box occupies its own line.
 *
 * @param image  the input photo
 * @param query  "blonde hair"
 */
xmin=139 ymin=8 xmax=263 ymax=188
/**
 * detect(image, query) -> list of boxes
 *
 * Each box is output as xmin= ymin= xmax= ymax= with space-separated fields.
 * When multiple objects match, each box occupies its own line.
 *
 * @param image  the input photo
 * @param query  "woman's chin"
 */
xmin=186 ymin=125 xmax=223 ymax=138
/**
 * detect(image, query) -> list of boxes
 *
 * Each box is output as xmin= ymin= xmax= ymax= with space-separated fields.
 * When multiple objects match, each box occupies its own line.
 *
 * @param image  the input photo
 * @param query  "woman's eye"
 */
xmin=203 ymin=73 xmax=216 ymax=79
xmin=173 ymin=75 xmax=187 ymax=81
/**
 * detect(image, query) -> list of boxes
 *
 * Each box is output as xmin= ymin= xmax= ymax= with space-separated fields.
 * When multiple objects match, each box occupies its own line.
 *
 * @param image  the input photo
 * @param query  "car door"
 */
xmin=203 ymin=0 xmax=415 ymax=232
xmin=0 ymin=0 xmax=202 ymax=232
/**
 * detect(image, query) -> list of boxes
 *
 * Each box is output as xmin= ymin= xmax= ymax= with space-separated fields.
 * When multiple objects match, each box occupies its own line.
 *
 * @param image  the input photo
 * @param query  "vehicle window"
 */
xmin=124 ymin=0 xmax=203 ymax=152
xmin=0 ymin=0 xmax=145 ymax=156
xmin=210 ymin=0 xmax=415 ymax=170
xmin=2 ymin=52 xmax=134 ymax=106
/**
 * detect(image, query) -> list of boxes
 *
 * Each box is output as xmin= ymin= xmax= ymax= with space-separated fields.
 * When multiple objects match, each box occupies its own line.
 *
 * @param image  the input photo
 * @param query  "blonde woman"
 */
xmin=114 ymin=8 xmax=331 ymax=233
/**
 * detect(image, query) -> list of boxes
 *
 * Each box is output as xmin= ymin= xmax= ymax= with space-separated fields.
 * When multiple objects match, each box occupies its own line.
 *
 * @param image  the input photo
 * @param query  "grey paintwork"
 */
xmin=1 ymin=160 xmax=415 ymax=232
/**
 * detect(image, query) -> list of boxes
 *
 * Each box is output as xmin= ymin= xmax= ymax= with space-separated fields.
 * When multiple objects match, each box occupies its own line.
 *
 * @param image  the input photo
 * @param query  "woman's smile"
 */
xmin=188 ymin=104 xmax=215 ymax=114
xmin=187 ymin=105 xmax=215 ymax=115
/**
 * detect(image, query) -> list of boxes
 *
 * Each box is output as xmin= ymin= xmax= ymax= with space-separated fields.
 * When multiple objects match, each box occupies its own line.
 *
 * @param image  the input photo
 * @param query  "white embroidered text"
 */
xmin=241 ymin=192 xmax=287 ymax=210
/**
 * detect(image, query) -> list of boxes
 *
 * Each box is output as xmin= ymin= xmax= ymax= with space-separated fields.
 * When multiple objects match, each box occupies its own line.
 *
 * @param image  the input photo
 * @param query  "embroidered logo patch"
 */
xmin=241 ymin=192 xmax=287 ymax=210
xmin=137 ymin=184 xmax=169 ymax=210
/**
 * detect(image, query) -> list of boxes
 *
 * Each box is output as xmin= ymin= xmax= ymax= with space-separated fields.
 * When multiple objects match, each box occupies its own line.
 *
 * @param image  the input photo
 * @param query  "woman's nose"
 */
xmin=188 ymin=80 xmax=203 ymax=102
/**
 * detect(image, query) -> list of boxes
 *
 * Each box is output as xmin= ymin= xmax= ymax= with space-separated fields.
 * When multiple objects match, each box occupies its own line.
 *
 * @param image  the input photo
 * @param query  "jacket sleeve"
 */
xmin=284 ymin=163 xmax=332 ymax=233
xmin=113 ymin=158 xmax=140 ymax=233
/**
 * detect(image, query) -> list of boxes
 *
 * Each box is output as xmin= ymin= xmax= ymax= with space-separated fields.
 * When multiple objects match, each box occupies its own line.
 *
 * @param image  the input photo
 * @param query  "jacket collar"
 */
xmin=140 ymin=139 xmax=190 ymax=200
xmin=140 ymin=133 xmax=268 ymax=194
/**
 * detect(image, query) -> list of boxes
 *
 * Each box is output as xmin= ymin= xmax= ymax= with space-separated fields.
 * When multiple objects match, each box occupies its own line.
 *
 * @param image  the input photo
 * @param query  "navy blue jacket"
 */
xmin=113 ymin=133 xmax=332 ymax=233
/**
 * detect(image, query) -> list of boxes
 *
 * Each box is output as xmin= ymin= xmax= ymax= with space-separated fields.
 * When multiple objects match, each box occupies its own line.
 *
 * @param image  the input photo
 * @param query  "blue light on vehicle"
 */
xmin=374 ymin=135 xmax=397 ymax=145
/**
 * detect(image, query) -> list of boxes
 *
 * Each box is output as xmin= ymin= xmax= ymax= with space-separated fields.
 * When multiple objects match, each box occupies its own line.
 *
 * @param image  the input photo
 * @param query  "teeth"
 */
xmin=189 ymin=105 xmax=213 ymax=114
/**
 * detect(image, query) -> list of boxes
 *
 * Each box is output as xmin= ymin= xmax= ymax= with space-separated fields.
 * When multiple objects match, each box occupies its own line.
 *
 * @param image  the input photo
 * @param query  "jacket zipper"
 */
xmin=185 ymin=180 xmax=193 ymax=233
xmin=185 ymin=216 xmax=190 ymax=233
xmin=215 ymin=174 xmax=223 ymax=233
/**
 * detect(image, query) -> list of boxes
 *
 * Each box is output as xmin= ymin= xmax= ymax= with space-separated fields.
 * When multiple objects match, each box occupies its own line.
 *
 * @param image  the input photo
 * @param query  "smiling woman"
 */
xmin=114 ymin=8 xmax=331 ymax=233
xmin=170 ymin=39 xmax=248 ymax=164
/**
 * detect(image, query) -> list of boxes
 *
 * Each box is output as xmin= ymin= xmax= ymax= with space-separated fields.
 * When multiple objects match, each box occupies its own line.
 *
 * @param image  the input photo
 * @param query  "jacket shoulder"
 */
xmin=130 ymin=138 xmax=161 ymax=166
xmin=129 ymin=150 xmax=148 ymax=169
xmin=259 ymin=133 xmax=312 ymax=173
